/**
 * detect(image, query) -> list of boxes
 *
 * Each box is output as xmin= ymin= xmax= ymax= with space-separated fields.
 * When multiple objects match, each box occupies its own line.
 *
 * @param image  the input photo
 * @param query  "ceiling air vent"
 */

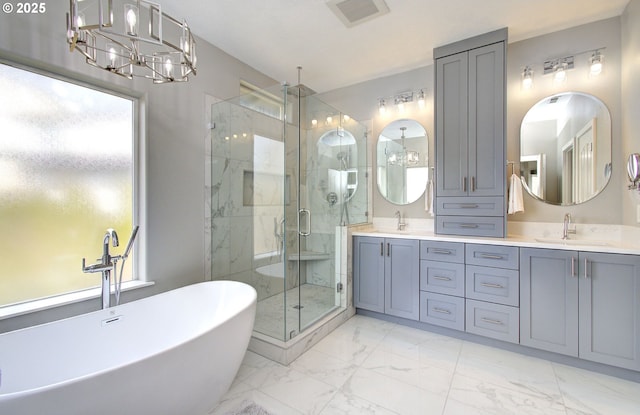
xmin=327 ymin=0 xmax=389 ymax=28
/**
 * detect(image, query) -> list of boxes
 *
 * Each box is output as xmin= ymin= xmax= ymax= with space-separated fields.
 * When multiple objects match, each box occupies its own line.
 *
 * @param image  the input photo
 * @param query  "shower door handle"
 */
xmin=299 ymin=208 xmax=311 ymax=236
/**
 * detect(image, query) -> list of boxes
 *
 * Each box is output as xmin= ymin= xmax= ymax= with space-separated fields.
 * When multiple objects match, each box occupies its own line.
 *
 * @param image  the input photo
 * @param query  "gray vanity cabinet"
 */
xmin=353 ymin=236 xmax=420 ymax=320
xmin=580 ymin=251 xmax=640 ymax=370
xmin=521 ymin=248 xmax=640 ymax=370
xmin=520 ymin=248 xmax=578 ymax=356
xmin=353 ymin=236 xmax=385 ymax=313
xmin=434 ymin=28 xmax=507 ymax=238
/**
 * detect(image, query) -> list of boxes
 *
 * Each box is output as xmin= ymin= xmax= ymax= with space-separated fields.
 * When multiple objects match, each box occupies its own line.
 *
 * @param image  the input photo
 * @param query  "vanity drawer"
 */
xmin=436 ymin=216 xmax=504 ymax=238
xmin=466 ymin=244 xmax=518 ymax=269
xmin=436 ymin=196 xmax=504 ymax=216
xmin=420 ymin=292 xmax=465 ymax=331
xmin=420 ymin=241 xmax=464 ymax=263
xmin=465 ymin=299 xmax=519 ymax=344
xmin=420 ymin=260 xmax=465 ymax=297
xmin=465 ymin=265 xmax=519 ymax=306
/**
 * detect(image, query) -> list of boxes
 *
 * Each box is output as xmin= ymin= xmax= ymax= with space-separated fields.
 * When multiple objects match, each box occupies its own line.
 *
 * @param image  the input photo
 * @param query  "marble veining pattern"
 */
xmin=210 ymin=315 xmax=640 ymax=415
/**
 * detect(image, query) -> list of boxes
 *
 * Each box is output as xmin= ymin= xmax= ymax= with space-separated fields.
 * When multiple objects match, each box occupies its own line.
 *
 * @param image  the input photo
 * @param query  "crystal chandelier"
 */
xmin=66 ymin=0 xmax=197 ymax=83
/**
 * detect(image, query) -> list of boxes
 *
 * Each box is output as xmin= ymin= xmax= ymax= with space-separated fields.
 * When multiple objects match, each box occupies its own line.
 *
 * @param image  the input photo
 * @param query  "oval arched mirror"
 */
xmin=317 ymin=128 xmax=358 ymax=203
xmin=377 ymin=119 xmax=429 ymax=205
xmin=520 ymin=92 xmax=611 ymax=205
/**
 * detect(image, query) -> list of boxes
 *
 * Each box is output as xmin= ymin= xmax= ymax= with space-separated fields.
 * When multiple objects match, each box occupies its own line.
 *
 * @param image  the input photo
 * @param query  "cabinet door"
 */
xmin=353 ymin=236 xmax=385 ymax=313
xmin=385 ymin=238 xmax=420 ymax=320
xmin=520 ymin=248 xmax=578 ymax=356
xmin=436 ymin=51 xmax=468 ymax=197
xmin=468 ymin=42 xmax=505 ymax=197
xmin=579 ymin=252 xmax=640 ymax=370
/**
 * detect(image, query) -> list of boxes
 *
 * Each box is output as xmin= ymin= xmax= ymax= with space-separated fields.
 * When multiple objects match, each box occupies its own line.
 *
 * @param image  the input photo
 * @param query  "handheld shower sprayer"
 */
xmin=336 ymin=151 xmax=349 ymax=170
xmin=114 ymin=225 xmax=139 ymax=306
xmin=122 ymin=225 xmax=139 ymax=259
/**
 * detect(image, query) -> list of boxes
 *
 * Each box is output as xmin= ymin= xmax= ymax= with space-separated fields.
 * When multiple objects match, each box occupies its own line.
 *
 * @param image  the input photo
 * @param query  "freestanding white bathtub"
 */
xmin=0 ymin=280 xmax=257 ymax=415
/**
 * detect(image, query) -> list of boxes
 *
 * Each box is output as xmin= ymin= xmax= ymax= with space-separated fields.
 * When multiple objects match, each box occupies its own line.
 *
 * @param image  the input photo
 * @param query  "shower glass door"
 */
xmin=285 ymin=85 xmax=368 ymax=336
xmin=210 ymin=83 xmax=367 ymax=342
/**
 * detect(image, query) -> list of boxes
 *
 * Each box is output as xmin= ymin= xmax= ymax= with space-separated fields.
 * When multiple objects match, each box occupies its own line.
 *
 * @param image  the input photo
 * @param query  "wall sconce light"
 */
xmin=521 ymin=66 xmax=533 ymax=90
xmin=378 ymin=98 xmax=387 ymax=115
xmin=376 ymin=88 xmax=427 ymax=116
xmin=590 ymin=50 xmax=604 ymax=76
xmin=394 ymin=92 xmax=414 ymax=113
xmin=311 ymin=119 xmax=318 ymax=127
xmin=553 ymin=62 xmax=568 ymax=84
xmin=531 ymin=48 xmax=605 ymax=86
xmin=417 ymin=89 xmax=426 ymax=108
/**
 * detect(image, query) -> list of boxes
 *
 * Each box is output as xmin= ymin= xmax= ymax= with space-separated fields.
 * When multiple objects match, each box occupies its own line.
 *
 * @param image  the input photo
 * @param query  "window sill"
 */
xmin=0 ymin=280 xmax=155 ymax=321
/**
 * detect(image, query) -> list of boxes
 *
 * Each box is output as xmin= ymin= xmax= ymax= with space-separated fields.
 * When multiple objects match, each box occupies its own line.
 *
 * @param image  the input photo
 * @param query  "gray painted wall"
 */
xmin=0 ymin=3 xmax=276 ymax=332
xmin=622 ymin=0 xmax=640 ymax=226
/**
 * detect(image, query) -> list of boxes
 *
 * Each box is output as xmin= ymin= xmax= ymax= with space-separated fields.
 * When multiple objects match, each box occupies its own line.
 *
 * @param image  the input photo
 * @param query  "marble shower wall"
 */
xmin=209 ymin=100 xmax=295 ymax=300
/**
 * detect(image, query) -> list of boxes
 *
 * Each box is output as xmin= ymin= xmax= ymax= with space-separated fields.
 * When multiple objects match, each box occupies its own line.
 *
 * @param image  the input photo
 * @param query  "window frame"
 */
xmin=0 ymin=59 xmax=147 ymax=317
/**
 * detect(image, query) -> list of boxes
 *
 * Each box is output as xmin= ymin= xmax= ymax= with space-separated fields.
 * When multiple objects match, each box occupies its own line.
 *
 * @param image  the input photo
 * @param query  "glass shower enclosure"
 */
xmin=210 ymin=83 xmax=367 ymax=342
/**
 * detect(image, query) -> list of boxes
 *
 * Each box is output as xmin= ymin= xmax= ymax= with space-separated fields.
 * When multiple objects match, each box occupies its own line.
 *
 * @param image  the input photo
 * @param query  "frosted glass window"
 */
xmin=0 ymin=63 xmax=135 ymax=307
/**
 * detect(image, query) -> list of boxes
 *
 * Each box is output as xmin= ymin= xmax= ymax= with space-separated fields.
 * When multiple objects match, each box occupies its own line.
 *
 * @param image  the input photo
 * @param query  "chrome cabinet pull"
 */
xmin=432 ymin=248 xmax=452 ymax=255
xmin=462 ymin=177 xmax=467 ymax=192
xmin=433 ymin=276 xmax=452 ymax=281
xmin=481 ymin=317 xmax=504 ymax=325
xmin=387 ymin=242 xmax=390 ymax=257
xmin=480 ymin=253 xmax=503 ymax=260
xmin=571 ymin=256 xmax=576 ymax=277
xmin=584 ymin=258 xmax=589 ymax=279
xmin=471 ymin=176 xmax=475 ymax=192
xmin=460 ymin=223 xmax=479 ymax=228
xmin=380 ymin=242 xmax=384 ymax=256
xmin=460 ymin=204 xmax=479 ymax=209
xmin=433 ymin=307 xmax=452 ymax=315
xmin=480 ymin=282 xmax=504 ymax=289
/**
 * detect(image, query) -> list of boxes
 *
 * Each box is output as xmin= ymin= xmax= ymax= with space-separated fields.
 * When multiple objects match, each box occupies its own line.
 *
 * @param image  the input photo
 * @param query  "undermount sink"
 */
xmin=534 ymin=238 xmax=610 ymax=247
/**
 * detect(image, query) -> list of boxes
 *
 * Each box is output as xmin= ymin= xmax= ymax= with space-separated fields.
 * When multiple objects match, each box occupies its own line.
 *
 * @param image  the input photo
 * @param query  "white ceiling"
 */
xmin=160 ymin=0 xmax=629 ymax=93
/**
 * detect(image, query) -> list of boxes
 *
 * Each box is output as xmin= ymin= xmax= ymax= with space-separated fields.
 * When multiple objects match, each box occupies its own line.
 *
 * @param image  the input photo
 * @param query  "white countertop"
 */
xmin=352 ymin=221 xmax=640 ymax=255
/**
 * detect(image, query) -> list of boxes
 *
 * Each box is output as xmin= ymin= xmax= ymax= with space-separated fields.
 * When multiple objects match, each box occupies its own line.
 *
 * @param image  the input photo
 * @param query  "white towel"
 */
xmin=508 ymin=173 xmax=524 ymax=214
xmin=425 ymin=179 xmax=434 ymax=216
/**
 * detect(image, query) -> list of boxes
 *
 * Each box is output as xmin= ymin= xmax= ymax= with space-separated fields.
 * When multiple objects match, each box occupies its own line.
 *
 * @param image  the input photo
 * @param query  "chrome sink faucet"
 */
xmin=395 ymin=210 xmax=407 ymax=231
xmin=82 ymin=229 xmax=119 ymax=309
xmin=562 ymin=213 xmax=576 ymax=240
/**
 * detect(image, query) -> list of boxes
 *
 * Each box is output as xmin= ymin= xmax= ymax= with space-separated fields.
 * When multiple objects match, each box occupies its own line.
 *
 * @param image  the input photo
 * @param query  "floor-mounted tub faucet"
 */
xmin=395 ymin=210 xmax=407 ymax=231
xmin=82 ymin=228 xmax=119 ymax=309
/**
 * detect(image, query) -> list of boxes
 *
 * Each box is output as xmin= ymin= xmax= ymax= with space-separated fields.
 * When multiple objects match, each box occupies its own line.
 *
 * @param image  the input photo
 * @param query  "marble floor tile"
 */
xmin=319 ymin=390 xmax=400 ymax=415
xmin=215 ymin=315 xmax=640 ymax=415
xmin=361 ymin=348 xmax=455 ymax=395
xmin=288 ymin=349 xmax=358 ymax=388
xmin=257 ymin=368 xmax=337 ymax=415
xmin=456 ymin=342 xmax=563 ymax=399
xmin=344 ymin=367 xmax=447 ymax=415
xmin=443 ymin=374 xmax=567 ymax=415
xmin=553 ymin=363 xmax=640 ymax=415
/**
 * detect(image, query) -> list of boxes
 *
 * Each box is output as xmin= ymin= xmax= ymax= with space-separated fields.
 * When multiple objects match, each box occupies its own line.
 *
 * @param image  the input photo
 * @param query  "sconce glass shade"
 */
xmin=417 ymin=89 xmax=425 ymax=108
xmin=522 ymin=66 xmax=533 ymax=89
xmin=590 ymin=51 xmax=604 ymax=76
xmin=66 ymin=0 xmax=197 ymax=84
xmin=554 ymin=63 xmax=567 ymax=84
xmin=378 ymin=99 xmax=386 ymax=115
